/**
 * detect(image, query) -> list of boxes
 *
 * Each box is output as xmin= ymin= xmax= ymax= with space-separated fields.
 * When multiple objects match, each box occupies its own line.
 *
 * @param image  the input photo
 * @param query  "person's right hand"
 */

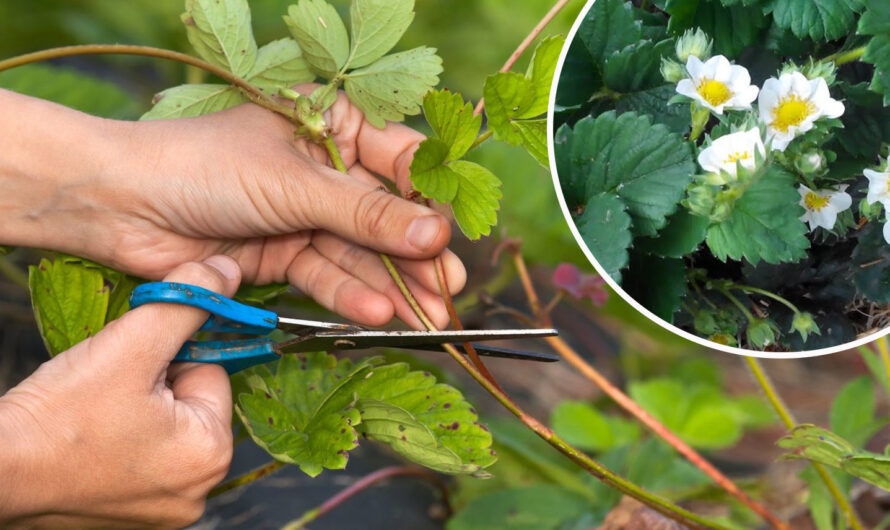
xmin=0 ymin=256 xmax=241 ymax=529
xmin=0 ymin=87 xmax=466 ymax=330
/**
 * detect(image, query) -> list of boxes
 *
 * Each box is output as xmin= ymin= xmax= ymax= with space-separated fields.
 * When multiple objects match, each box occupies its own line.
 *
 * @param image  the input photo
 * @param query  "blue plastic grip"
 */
xmin=129 ymin=282 xmax=278 ymax=335
xmin=175 ymin=339 xmax=279 ymax=374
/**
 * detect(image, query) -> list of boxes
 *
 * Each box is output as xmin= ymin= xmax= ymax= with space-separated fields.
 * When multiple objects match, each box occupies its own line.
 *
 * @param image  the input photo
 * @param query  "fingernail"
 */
xmin=406 ymin=216 xmax=442 ymax=251
xmin=203 ymin=255 xmax=239 ymax=281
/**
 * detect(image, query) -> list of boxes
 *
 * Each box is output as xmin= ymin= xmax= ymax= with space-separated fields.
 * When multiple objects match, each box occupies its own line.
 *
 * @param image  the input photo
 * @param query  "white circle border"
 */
xmin=546 ymin=0 xmax=890 ymax=359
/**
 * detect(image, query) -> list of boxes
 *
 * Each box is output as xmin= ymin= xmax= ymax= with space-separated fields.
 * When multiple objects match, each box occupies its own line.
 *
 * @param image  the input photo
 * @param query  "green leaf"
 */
xmin=860 ymin=0 xmax=890 ymax=104
xmin=666 ymin=0 xmax=769 ymax=57
xmin=603 ymin=39 xmax=674 ymax=93
xmin=182 ymin=0 xmax=257 ymax=77
xmin=766 ymin=0 xmax=861 ymax=42
xmin=284 ymin=0 xmax=350 ymax=79
xmin=615 ymin=84 xmax=692 ymax=136
xmin=577 ymin=0 xmax=642 ymax=64
xmin=557 ymin=111 xmax=695 ymax=237
xmin=636 ymin=209 xmax=709 ymax=259
xmin=247 ymin=38 xmax=315 ymax=93
xmin=450 ymin=161 xmax=502 ymax=240
xmin=140 ymin=84 xmax=245 ymax=120
xmin=525 ymin=36 xmax=566 ymax=117
xmin=706 ymin=166 xmax=810 ymax=265
xmin=832 ymin=82 xmax=890 ymax=160
xmin=348 ymin=0 xmax=415 ymax=69
xmin=105 ymin=274 xmax=140 ymax=323
xmin=29 ymin=258 xmax=109 ymax=356
xmin=551 ymin=401 xmax=614 ymax=452
xmin=512 ymin=119 xmax=549 ymax=167
xmin=830 ymin=376 xmax=882 ymax=448
xmin=343 ymin=46 xmax=442 ymax=128
xmin=446 ymin=485 xmax=590 ymax=530
xmin=347 ymin=362 xmax=496 ymax=474
xmin=778 ymin=424 xmax=890 ymax=491
xmin=555 ymin=38 xmax=598 ymax=109
xmin=235 ymin=354 xmax=493 ymax=476
xmin=234 ymin=353 xmax=376 ymax=477
xmin=852 ymin=221 xmax=890 ymax=303
xmin=409 ymin=138 xmax=460 ymax=202
xmin=422 ymin=89 xmax=482 ymax=161
xmin=484 ymin=72 xmax=537 ymax=144
xmin=623 ymin=252 xmax=686 ymax=322
xmin=576 ymin=193 xmax=633 ymax=283
xmin=0 ymin=64 xmax=136 ymax=118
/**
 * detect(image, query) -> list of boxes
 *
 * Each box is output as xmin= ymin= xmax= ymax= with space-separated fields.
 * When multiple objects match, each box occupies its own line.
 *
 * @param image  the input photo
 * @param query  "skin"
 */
xmin=0 ymin=86 xmax=466 ymax=528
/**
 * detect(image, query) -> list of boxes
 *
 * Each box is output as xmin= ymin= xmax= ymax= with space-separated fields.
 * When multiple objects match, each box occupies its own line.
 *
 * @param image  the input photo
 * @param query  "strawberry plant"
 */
xmin=4 ymin=1 xmax=890 ymax=529
xmin=555 ymin=0 xmax=890 ymax=352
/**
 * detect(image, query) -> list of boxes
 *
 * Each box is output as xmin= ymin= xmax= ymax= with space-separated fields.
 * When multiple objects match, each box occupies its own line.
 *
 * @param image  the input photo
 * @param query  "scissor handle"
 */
xmin=175 ymin=339 xmax=279 ymax=374
xmin=129 ymin=282 xmax=279 ymax=335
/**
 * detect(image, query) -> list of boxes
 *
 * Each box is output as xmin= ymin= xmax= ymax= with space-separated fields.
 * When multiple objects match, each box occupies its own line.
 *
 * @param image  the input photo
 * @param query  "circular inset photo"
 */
xmin=549 ymin=0 xmax=890 ymax=356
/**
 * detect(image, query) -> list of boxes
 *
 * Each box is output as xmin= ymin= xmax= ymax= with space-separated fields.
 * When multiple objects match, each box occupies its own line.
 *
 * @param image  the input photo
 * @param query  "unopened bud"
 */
xmin=676 ymin=28 xmax=713 ymax=62
xmin=660 ymin=57 xmax=686 ymax=83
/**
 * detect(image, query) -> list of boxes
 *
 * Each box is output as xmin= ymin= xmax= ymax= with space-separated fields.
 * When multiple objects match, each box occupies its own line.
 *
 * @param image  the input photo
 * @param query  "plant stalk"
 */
xmin=208 ymin=460 xmax=285 ymax=498
xmin=473 ymin=0 xmax=574 ymax=115
xmin=281 ymin=466 xmax=451 ymax=530
xmin=824 ymin=46 xmax=867 ymax=66
xmin=876 ymin=337 xmax=890 ymax=396
xmin=506 ymin=249 xmax=787 ymax=529
xmin=745 ymin=358 xmax=864 ymax=530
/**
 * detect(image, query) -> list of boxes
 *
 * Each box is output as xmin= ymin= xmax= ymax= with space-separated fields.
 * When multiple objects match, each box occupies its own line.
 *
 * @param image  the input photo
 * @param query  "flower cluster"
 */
xmin=667 ymin=35 xmax=867 ymax=239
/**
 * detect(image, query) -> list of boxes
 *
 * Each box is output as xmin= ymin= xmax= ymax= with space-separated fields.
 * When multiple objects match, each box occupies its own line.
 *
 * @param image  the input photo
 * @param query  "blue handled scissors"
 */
xmin=129 ymin=282 xmax=560 ymax=374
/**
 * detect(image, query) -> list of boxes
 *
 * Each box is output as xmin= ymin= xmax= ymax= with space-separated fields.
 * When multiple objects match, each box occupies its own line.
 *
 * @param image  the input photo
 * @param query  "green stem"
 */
xmin=876 ymin=337 xmax=890 ymax=399
xmin=719 ymin=289 xmax=755 ymax=322
xmin=690 ymin=105 xmax=711 ymax=142
xmin=745 ymin=358 xmax=864 ymax=530
xmin=468 ymin=129 xmax=493 ymax=151
xmin=324 ymin=136 xmax=348 ymax=173
xmin=731 ymin=284 xmax=800 ymax=314
xmin=379 ymin=253 xmax=437 ymax=331
xmin=0 ymin=257 xmax=28 ymax=289
xmin=824 ymin=46 xmax=867 ymax=66
xmin=208 ymin=460 xmax=285 ymax=498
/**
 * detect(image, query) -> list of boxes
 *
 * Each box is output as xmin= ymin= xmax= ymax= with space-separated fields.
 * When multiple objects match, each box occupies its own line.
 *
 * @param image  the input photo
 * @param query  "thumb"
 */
xmin=95 ymin=255 xmax=242 ymax=380
xmin=305 ymin=167 xmax=452 ymax=259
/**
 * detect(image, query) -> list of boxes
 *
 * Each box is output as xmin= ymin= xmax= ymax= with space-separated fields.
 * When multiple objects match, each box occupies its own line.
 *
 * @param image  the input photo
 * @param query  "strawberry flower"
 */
xmin=676 ymin=55 xmax=759 ymax=114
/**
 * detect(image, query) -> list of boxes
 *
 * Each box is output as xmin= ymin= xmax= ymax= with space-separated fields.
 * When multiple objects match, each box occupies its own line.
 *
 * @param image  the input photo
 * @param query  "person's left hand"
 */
xmin=9 ymin=85 xmax=465 ymax=329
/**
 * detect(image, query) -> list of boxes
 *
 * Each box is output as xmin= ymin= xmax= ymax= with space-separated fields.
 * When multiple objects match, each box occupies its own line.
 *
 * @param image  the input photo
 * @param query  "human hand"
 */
xmin=1 ymin=86 xmax=464 ymax=329
xmin=0 ymin=256 xmax=241 ymax=529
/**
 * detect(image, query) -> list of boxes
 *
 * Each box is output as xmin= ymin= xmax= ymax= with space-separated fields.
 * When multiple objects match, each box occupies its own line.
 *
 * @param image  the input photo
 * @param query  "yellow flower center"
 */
xmin=696 ymin=79 xmax=732 ymax=107
xmin=803 ymin=191 xmax=830 ymax=212
xmin=771 ymin=95 xmax=815 ymax=133
xmin=724 ymin=151 xmax=750 ymax=165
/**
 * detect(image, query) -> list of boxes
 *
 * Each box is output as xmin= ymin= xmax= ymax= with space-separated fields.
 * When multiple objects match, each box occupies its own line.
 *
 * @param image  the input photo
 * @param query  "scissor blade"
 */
xmin=409 ymin=342 xmax=559 ymax=363
xmin=277 ymin=316 xmax=364 ymax=333
xmin=278 ymin=328 xmax=558 ymax=353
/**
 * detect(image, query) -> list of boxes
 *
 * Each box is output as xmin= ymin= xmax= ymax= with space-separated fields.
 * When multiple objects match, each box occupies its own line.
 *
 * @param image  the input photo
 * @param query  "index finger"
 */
xmin=355 ymin=119 xmax=426 ymax=193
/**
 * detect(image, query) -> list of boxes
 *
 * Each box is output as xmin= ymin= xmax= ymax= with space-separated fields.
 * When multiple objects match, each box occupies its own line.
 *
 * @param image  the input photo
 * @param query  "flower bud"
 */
xmin=675 ymin=28 xmax=713 ymax=62
xmin=860 ymin=198 xmax=883 ymax=220
xmin=703 ymin=171 xmax=731 ymax=186
xmin=708 ymin=333 xmax=737 ymax=347
xmin=795 ymin=150 xmax=826 ymax=175
xmin=660 ymin=57 xmax=686 ymax=83
xmin=790 ymin=312 xmax=820 ymax=342
xmin=694 ymin=310 xmax=719 ymax=335
xmin=686 ymin=183 xmax=715 ymax=217
xmin=802 ymin=60 xmax=837 ymax=86
xmin=746 ymin=318 xmax=776 ymax=349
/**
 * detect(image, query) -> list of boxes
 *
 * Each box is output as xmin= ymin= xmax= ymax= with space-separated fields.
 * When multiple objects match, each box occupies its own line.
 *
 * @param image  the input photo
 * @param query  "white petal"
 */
xmin=768 ymin=130 xmax=792 ymax=151
xmin=828 ymin=191 xmax=852 ymax=212
xmin=864 ymin=169 xmax=887 ymax=184
xmin=812 ymin=207 xmax=838 ymax=230
xmin=883 ymin=221 xmax=890 ymax=245
xmin=697 ymin=146 xmax=725 ymax=174
xmin=685 ymin=55 xmax=705 ymax=79
xmin=821 ymin=97 xmax=845 ymax=119
xmin=676 ymin=78 xmax=698 ymax=99
xmin=789 ymin=72 xmax=811 ymax=97
xmin=732 ymin=84 xmax=760 ymax=108
xmin=798 ymin=184 xmax=812 ymax=199
xmin=709 ymin=55 xmax=733 ymax=81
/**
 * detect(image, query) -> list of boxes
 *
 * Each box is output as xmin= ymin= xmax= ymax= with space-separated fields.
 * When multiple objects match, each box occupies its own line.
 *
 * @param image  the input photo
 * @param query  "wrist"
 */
xmin=0 ymin=398 xmax=59 ymax=520
xmin=0 ymin=89 xmax=138 ymax=258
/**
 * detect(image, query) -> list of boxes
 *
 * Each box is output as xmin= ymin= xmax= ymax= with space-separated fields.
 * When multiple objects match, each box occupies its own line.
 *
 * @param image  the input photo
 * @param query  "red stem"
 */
xmin=434 ymin=256 xmax=505 ymax=393
xmin=283 ymin=466 xmax=451 ymax=529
